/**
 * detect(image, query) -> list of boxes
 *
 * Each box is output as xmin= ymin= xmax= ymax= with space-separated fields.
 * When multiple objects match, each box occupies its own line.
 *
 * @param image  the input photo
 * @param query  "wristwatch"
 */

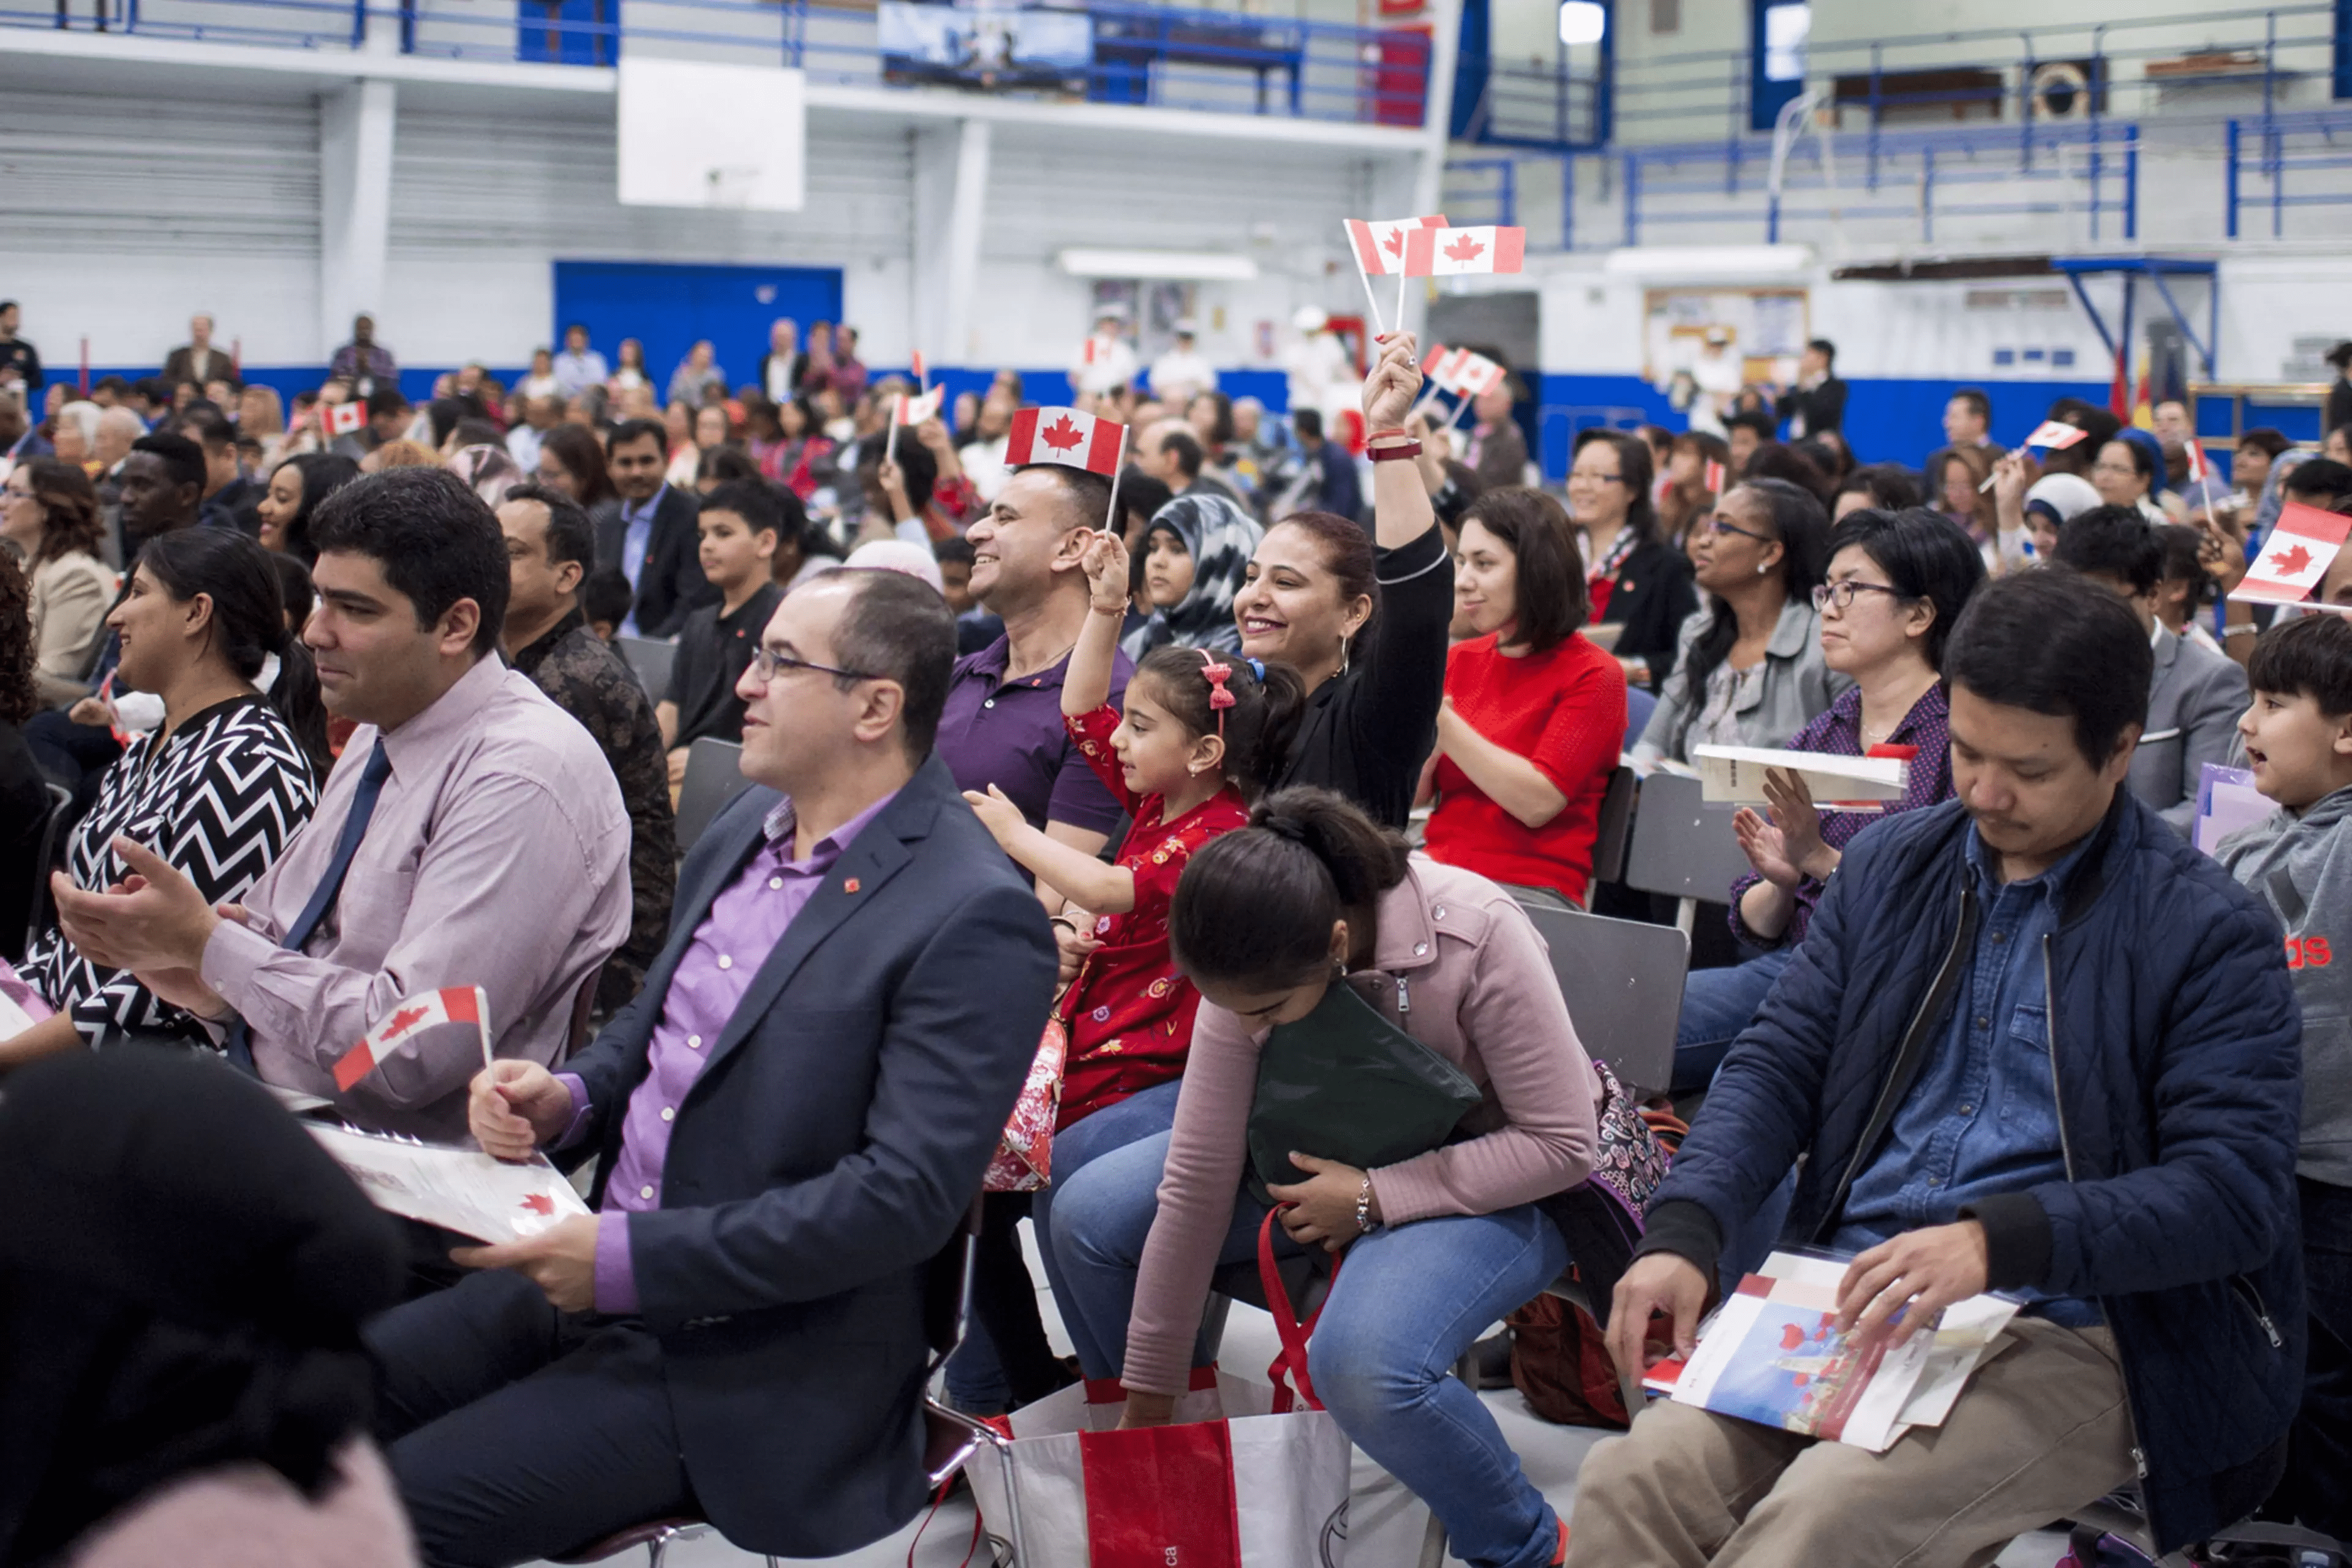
xmin=1367 ymin=439 xmax=1423 ymax=462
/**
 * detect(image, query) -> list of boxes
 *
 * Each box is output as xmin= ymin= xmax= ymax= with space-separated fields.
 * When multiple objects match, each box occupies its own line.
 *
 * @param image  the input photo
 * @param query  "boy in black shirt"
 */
xmin=657 ymin=479 xmax=785 ymax=786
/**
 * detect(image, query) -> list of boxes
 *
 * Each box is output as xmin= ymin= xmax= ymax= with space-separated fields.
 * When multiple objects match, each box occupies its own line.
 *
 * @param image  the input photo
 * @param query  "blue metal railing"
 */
xmin=4 ymin=0 xmax=1432 ymax=128
xmin=2226 ymin=107 xmax=2352 ymax=236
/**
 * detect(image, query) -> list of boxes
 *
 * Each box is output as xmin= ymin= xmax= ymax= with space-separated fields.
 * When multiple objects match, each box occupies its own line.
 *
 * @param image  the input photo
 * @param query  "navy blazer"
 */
xmin=565 ymin=753 xmax=1056 ymax=1558
xmin=596 ymin=484 xmax=717 ymax=639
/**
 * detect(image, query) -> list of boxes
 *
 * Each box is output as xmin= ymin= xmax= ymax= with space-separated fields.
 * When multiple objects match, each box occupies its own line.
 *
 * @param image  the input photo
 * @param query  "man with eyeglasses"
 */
xmin=366 ymin=566 xmax=1058 ymax=1567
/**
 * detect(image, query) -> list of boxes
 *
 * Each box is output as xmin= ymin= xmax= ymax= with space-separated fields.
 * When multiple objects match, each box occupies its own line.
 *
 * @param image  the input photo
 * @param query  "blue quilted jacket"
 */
xmin=1640 ymin=793 xmax=2305 ymax=1551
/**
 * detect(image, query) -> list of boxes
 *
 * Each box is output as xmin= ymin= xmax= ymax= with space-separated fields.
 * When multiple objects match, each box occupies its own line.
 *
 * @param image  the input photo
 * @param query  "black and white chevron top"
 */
xmin=25 ymin=693 xmax=318 ymax=1046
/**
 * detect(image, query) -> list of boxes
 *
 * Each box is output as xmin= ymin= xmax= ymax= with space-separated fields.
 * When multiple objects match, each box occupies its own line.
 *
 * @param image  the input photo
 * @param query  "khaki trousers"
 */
xmin=1565 ymin=1317 xmax=2139 ymax=1568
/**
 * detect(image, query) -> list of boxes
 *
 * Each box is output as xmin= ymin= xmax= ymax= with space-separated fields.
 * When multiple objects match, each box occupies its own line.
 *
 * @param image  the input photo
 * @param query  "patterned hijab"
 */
xmin=1121 ymin=491 xmax=1264 ymax=659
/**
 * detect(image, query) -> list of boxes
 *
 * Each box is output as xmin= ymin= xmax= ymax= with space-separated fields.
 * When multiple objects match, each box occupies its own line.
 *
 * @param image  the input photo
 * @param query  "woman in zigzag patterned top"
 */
xmin=5 ymin=529 xmax=326 ymax=1065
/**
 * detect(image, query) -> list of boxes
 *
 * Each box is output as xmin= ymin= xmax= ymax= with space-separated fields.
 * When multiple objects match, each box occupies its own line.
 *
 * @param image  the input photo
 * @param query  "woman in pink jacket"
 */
xmin=1050 ymin=788 xmax=1601 ymax=1568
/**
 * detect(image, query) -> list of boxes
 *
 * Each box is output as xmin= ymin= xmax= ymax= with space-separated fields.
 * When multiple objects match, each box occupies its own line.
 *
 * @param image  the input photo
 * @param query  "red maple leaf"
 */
xmin=2274 ymin=543 xmax=2315 ymax=578
xmin=519 ymin=1193 xmax=556 ymax=1216
xmin=1381 ymin=226 xmax=1405 ymax=258
xmin=1443 ymin=232 xmax=1486 ymax=263
xmin=1779 ymin=1322 xmax=1805 ymax=1351
xmin=1039 ymin=415 xmax=1084 ymax=454
xmin=385 ymin=1005 xmax=430 ymax=1036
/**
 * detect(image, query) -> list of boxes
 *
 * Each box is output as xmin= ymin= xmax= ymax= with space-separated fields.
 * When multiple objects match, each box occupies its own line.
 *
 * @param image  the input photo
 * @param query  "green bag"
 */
xmin=1246 ymin=979 xmax=1486 ymax=1204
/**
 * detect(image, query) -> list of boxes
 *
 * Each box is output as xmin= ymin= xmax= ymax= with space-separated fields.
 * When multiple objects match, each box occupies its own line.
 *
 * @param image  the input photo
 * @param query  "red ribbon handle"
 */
xmin=1257 ymin=1205 xmax=1340 ymax=1413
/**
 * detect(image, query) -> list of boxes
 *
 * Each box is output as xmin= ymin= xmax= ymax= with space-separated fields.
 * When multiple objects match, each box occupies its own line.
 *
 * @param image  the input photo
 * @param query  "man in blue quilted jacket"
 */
xmin=1567 ymin=567 xmax=2305 ymax=1566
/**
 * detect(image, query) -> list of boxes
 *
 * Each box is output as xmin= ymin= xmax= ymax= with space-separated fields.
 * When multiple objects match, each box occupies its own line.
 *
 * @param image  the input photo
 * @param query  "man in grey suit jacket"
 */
xmin=2054 ymin=505 xmax=2248 ymax=835
xmin=367 ymin=567 xmax=1058 ymax=1567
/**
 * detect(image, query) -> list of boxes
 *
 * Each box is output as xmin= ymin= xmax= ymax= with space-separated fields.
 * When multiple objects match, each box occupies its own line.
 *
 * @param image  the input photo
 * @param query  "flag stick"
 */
xmin=1396 ymin=265 xmax=1409 ymax=344
xmin=1351 ymin=258 xmax=1388 ymax=339
xmin=1101 ymin=423 xmax=1131 ymax=533
xmin=886 ymin=393 xmax=903 ymax=464
xmin=1448 ymin=391 xmax=1475 ymax=430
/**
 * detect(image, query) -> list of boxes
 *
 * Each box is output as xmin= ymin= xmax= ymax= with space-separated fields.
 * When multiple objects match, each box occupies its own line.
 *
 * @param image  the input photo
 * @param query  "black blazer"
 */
xmin=1774 ymin=375 xmax=1847 ymax=437
xmin=595 ymin=484 xmax=715 ymax=639
xmin=567 ymin=755 xmax=1056 ymax=1558
xmin=1597 ymin=538 xmax=1699 ymax=682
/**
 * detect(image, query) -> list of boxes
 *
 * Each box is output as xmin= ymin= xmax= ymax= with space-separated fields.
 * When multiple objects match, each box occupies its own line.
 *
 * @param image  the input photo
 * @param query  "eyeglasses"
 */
xmin=747 ymin=646 xmax=879 ymax=685
xmin=1811 ymin=581 xmax=1911 ymax=612
xmin=1705 ymin=516 xmax=1775 ymax=544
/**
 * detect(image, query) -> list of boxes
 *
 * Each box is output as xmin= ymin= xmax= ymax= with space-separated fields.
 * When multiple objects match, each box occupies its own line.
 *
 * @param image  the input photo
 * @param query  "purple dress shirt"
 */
xmin=1727 ymin=682 xmax=1954 ymax=948
xmin=937 ymin=635 xmax=1131 ymax=840
xmin=561 ymin=788 xmax=899 ymax=1313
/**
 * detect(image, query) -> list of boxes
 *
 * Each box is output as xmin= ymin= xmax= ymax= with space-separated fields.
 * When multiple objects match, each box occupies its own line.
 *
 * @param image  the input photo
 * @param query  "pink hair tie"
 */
xmin=1199 ymin=651 xmax=1236 ymax=734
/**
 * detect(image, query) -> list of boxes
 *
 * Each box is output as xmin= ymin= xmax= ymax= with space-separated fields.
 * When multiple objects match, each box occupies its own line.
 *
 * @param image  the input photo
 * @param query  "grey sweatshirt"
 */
xmin=2215 ymin=783 xmax=2352 ymax=1186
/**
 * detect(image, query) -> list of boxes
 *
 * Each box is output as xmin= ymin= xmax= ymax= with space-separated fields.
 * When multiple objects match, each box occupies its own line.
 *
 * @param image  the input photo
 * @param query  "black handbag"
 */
xmin=1245 ymin=979 xmax=1485 ymax=1204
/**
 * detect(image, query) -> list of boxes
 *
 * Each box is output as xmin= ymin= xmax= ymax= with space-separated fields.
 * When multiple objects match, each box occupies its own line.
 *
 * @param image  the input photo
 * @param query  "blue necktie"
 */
xmin=224 ymin=739 xmax=393 ymax=1074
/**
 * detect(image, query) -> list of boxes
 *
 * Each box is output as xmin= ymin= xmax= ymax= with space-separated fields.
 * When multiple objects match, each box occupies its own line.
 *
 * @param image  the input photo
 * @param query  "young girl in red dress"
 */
xmin=967 ymin=530 xmax=1306 ymax=1133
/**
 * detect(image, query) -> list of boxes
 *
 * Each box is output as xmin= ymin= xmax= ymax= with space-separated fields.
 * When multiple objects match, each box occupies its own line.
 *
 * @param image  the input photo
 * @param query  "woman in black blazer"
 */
xmin=1567 ymin=429 xmax=1699 ymax=692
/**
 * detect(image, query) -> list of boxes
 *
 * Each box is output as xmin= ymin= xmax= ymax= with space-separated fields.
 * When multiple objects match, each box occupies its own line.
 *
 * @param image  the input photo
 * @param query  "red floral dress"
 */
xmin=1057 ymin=704 xmax=1250 ymax=1130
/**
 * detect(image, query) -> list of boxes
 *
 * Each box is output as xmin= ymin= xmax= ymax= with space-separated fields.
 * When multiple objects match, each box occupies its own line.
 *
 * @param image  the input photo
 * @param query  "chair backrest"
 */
xmin=1620 ymin=769 xmax=1749 ymax=905
xmin=1623 ymin=687 xmax=1658 ymax=752
xmin=22 ymin=783 xmax=72 ymax=960
xmin=615 ymin=635 xmax=676 ymax=700
xmin=1515 ymin=900 xmax=1689 ymax=1096
xmin=673 ymin=738 xmax=752 ymax=855
xmin=1589 ymin=765 xmax=1637 ymax=889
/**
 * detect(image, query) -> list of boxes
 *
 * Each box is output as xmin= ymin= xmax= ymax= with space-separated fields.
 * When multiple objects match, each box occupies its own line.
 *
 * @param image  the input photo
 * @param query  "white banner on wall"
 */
xmin=617 ymin=57 xmax=807 ymax=213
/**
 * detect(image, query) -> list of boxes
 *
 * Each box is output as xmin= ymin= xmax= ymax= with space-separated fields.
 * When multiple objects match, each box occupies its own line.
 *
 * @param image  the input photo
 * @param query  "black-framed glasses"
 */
xmin=1812 ymin=581 xmax=1912 ymax=613
xmin=1705 ymin=516 xmax=1775 ymax=543
xmin=748 ymin=646 xmax=880 ymax=685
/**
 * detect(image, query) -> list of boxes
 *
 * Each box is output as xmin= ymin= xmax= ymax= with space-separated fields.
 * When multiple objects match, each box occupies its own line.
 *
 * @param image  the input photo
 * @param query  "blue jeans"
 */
xmin=946 ymin=1081 xmax=1188 ymax=1409
xmin=1672 ymin=947 xmax=1796 ymax=1094
xmin=1052 ymin=1139 xmax=1571 ymax=1568
xmin=2275 ymin=1175 xmax=2352 ymax=1538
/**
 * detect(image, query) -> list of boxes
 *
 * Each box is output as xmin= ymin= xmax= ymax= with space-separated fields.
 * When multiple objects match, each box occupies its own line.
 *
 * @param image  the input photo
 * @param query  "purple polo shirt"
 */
xmin=558 ymin=787 xmax=899 ymax=1313
xmin=937 ymin=634 xmax=1132 ymax=839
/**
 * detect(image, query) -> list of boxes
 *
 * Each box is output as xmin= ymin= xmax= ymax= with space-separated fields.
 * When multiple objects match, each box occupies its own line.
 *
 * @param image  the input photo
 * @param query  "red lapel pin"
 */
xmin=844 ymin=878 xmax=862 ymax=894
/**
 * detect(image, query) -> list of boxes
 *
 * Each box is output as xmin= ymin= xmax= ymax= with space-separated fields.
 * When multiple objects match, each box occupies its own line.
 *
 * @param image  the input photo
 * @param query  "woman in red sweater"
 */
xmin=1422 ymin=489 xmax=1627 ymax=903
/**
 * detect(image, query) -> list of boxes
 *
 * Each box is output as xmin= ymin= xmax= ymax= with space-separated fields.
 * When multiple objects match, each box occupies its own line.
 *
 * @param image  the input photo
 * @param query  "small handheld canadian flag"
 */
xmin=911 ymin=350 xmax=928 ymax=391
xmin=1404 ymin=225 xmax=1528 ymax=278
xmin=333 ymin=986 xmax=492 ymax=1093
xmin=323 ymin=400 xmax=366 ymax=437
xmin=1705 ymin=459 xmax=1728 ymax=494
xmin=1448 ymin=350 xmax=1507 ymax=398
xmin=2183 ymin=437 xmax=2209 ymax=488
xmin=2020 ymin=420 xmax=2090 ymax=453
xmin=884 ymin=385 xmax=944 ymax=462
xmin=1344 ymin=214 xmax=1449 ymax=279
xmin=1006 ymin=406 xmax=1127 ymax=477
xmin=2232 ymin=502 xmax=2352 ymax=606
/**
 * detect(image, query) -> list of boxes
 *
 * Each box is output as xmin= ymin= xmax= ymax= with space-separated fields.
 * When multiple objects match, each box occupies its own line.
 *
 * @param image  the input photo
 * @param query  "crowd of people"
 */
xmin=0 ymin=297 xmax=2345 ymax=1568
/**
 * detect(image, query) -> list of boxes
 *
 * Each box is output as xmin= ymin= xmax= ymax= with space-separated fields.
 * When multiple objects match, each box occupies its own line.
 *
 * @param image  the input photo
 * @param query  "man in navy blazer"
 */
xmin=366 ymin=567 xmax=1057 ymax=1567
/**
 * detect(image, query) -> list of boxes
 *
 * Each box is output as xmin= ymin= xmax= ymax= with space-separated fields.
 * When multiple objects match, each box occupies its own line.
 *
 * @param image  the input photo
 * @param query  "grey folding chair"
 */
xmin=672 ymin=738 xmax=752 ymax=856
xmin=20 ymin=783 xmax=72 ymax=960
xmin=1619 ymin=770 xmax=1751 ymax=937
xmin=1589 ymin=764 xmax=1638 ymax=893
xmin=614 ymin=635 xmax=676 ymax=701
xmin=1510 ymin=899 xmax=1688 ymax=1098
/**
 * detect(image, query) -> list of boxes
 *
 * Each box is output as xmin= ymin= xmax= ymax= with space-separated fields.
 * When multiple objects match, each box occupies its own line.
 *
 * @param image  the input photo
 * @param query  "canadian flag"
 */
xmin=1405 ymin=225 xmax=1528 ymax=278
xmin=895 ymin=385 xmax=944 ymax=426
xmin=2234 ymin=502 xmax=2352 ymax=605
xmin=323 ymin=400 xmax=366 ymax=437
xmin=1006 ymin=406 xmax=1127 ymax=476
xmin=1705 ymin=458 xmax=1728 ymax=494
xmin=2020 ymin=420 xmax=2089 ymax=453
xmin=1421 ymin=344 xmax=1466 ymax=388
xmin=1345 ymin=214 xmax=1449 ymax=278
xmin=2184 ymin=437 xmax=2209 ymax=488
xmin=333 ymin=986 xmax=489 ymax=1093
xmin=1449 ymin=350 xmax=1507 ymax=398
xmin=911 ymin=349 xmax=927 ymax=388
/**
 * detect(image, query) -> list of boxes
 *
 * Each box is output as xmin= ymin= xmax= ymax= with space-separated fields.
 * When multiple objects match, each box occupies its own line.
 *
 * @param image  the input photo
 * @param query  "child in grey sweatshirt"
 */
xmin=2214 ymin=612 xmax=2352 ymax=1538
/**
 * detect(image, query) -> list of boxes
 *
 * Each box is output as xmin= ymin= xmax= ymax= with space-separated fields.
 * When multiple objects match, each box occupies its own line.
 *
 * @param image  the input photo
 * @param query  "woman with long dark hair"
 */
xmin=1424 ymin=488 xmax=1627 ymax=905
xmin=1568 ymin=429 xmax=1699 ymax=692
xmin=255 ymin=452 xmax=361 ymax=565
xmin=3 ymin=528 xmax=324 ymax=1066
xmin=1634 ymin=477 xmax=1844 ymax=765
xmin=1 ymin=456 xmax=113 ymax=707
xmin=1052 ymin=786 xmax=1600 ymax=1568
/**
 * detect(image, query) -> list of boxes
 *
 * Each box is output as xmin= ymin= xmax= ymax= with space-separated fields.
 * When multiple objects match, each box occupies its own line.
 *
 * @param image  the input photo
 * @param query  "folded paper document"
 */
xmin=307 ymin=1121 xmax=590 ymax=1243
xmin=1644 ymin=1250 xmax=2019 ymax=1452
xmin=1691 ymin=745 xmax=1909 ymax=807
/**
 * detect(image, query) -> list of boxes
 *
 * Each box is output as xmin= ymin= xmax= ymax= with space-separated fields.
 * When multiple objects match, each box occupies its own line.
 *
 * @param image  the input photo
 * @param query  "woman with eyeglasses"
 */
xmin=2091 ymin=435 xmax=2170 ymax=525
xmin=1667 ymin=507 xmax=1986 ymax=1098
xmin=1567 ymin=430 xmax=1699 ymax=693
xmin=1633 ymin=477 xmax=1841 ymax=768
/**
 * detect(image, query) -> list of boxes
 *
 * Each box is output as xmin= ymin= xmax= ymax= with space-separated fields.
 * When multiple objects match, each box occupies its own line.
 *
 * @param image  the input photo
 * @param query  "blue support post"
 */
xmin=1624 ymin=151 xmax=1640 ymax=246
xmin=2019 ymin=32 xmax=2036 ymax=174
xmin=2125 ymin=124 xmax=2138 ymax=241
xmin=1921 ymin=145 xmax=1934 ymax=243
xmin=1502 ymin=159 xmax=1518 ymax=229
xmin=2089 ymin=120 xmax=2102 ymax=242
xmin=1562 ymin=153 xmax=1575 ymax=252
xmin=2227 ymin=118 xmax=2241 ymax=239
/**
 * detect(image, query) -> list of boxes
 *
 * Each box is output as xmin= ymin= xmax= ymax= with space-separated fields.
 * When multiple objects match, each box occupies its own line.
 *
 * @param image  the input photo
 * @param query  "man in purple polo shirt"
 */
xmin=936 ymin=456 xmax=1134 ymax=1414
xmin=363 ymin=568 xmax=1057 ymax=1567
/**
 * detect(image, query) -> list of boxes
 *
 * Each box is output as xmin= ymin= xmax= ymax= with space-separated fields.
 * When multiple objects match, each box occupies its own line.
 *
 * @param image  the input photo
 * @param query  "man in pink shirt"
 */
xmin=52 ymin=467 xmax=631 ymax=1142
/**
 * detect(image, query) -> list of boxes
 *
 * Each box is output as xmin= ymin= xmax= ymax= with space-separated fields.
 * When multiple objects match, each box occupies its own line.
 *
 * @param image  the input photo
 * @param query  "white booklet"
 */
xmin=1691 ymin=745 xmax=1909 ymax=808
xmin=1642 ymin=1250 xmax=2019 ymax=1452
xmin=306 ymin=1121 xmax=592 ymax=1243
